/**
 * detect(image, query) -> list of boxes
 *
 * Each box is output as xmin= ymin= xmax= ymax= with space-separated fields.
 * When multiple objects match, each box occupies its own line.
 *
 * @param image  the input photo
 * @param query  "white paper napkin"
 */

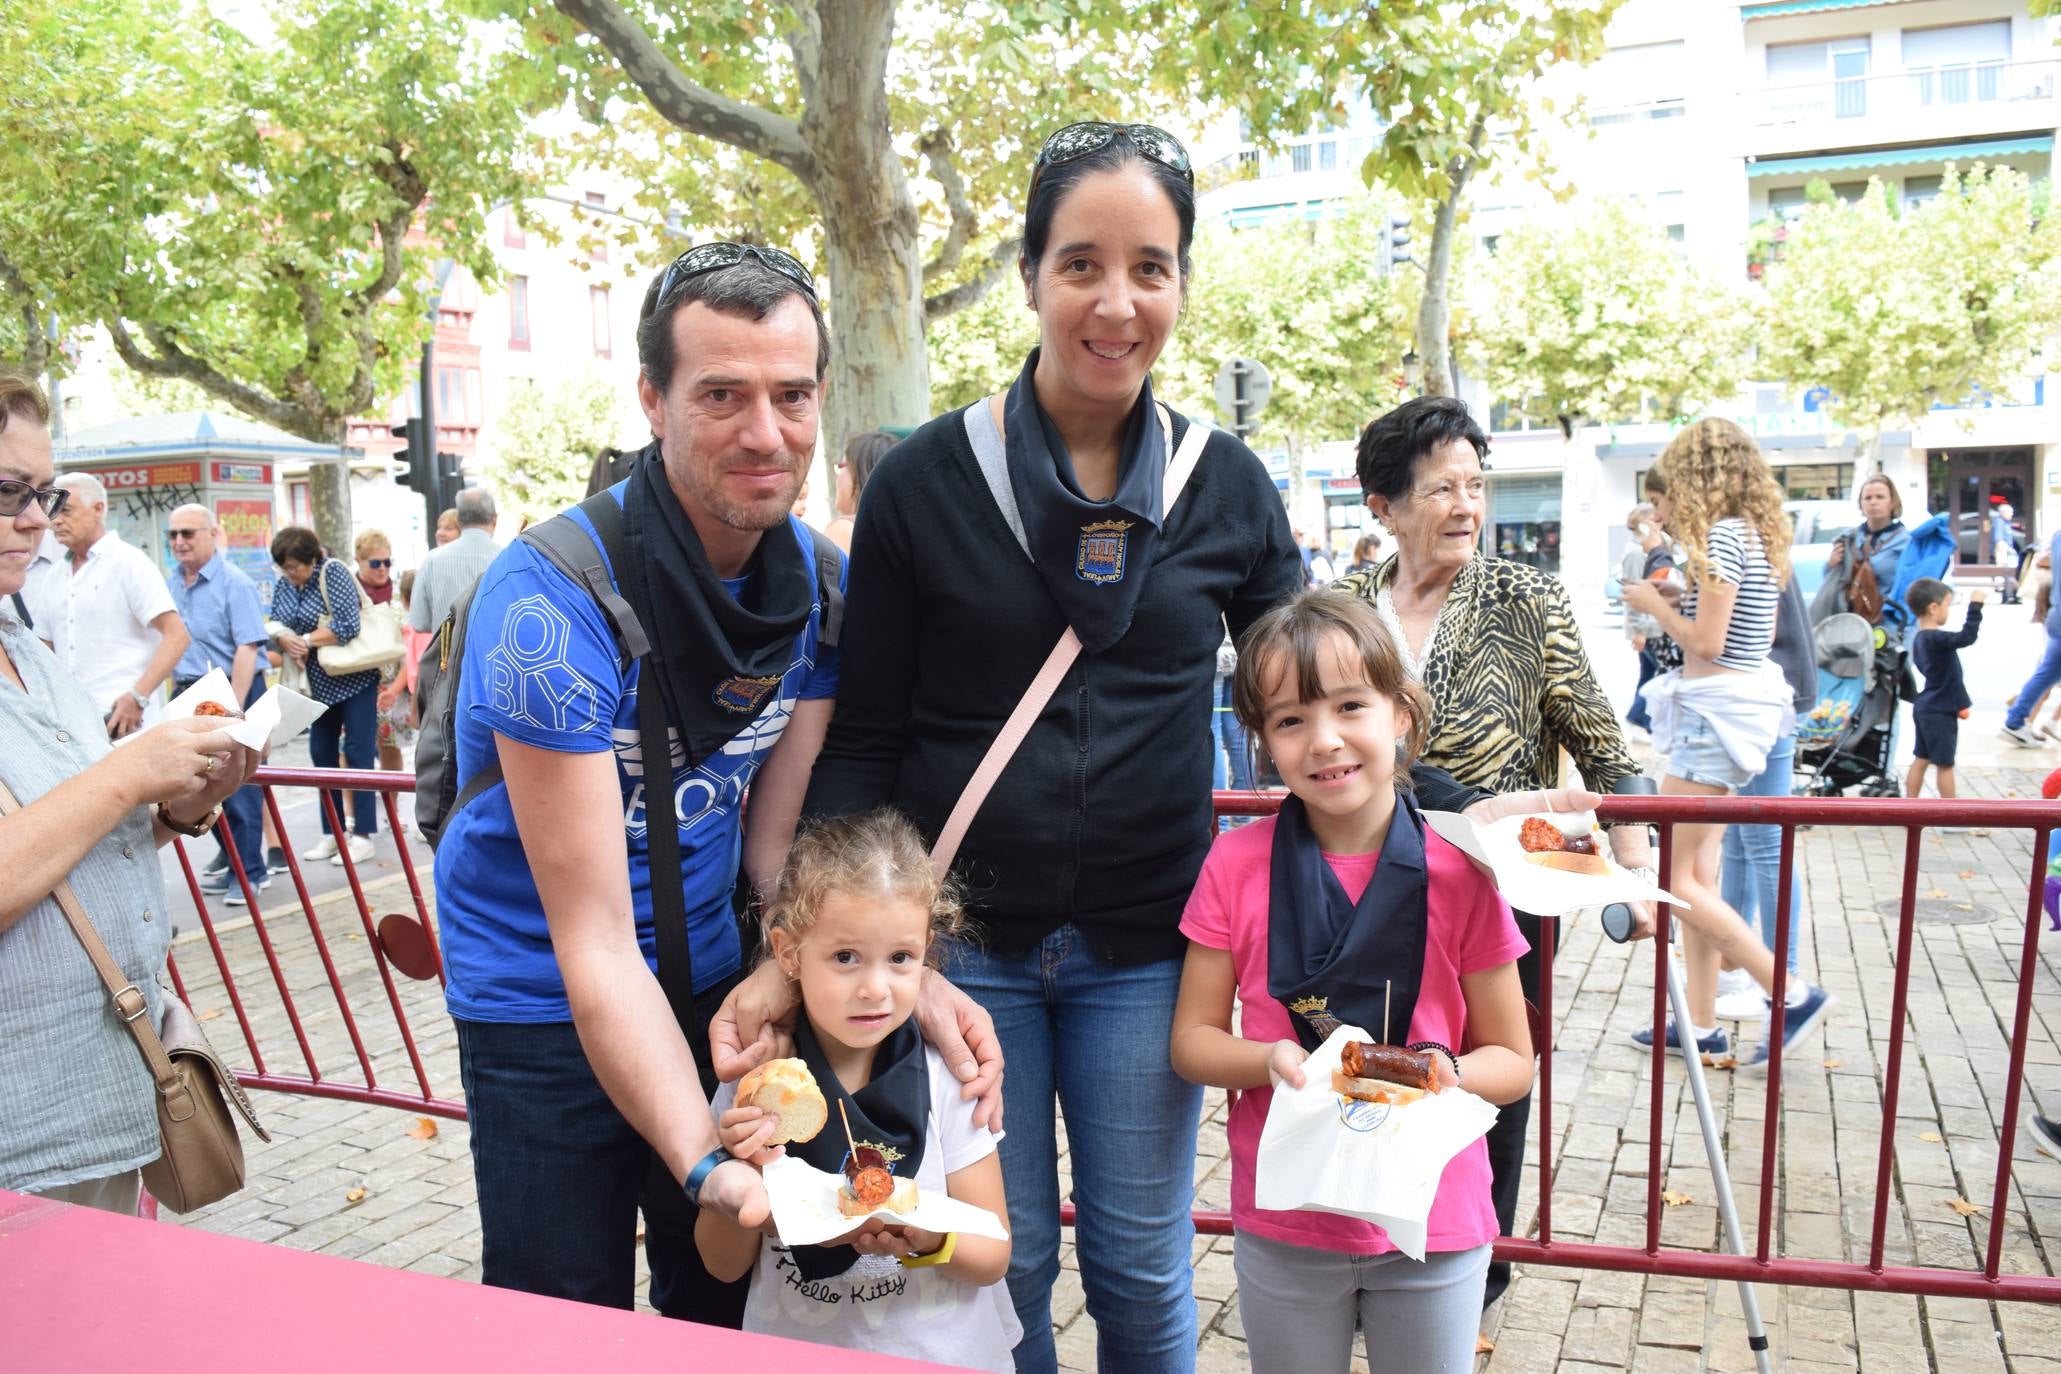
xmin=1422 ymin=808 xmax=1685 ymax=917
xmin=1255 ymin=1023 xmax=1501 ymax=1260
xmin=761 ymin=1155 xmax=1010 ymax=1247
xmin=161 ymin=668 xmax=328 ymax=751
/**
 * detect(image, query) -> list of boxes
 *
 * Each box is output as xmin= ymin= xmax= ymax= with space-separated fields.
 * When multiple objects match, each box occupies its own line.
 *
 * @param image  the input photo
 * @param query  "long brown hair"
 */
xmin=1652 ymin=418 xmax=1791 ymax=588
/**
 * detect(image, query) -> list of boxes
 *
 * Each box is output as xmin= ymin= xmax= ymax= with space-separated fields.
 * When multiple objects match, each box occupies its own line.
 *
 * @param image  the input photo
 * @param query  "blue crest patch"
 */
xmin=1336 ymin=1095 xmax=1393 ymax=1134
xmin=712 ymin=674 xmax=781 ymax=715
xmin=1075 ymin=518 xmax=1134 ymax=585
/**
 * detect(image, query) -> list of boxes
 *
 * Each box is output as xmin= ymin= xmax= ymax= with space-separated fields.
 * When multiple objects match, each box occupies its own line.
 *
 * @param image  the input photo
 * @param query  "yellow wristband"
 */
xmin=897 ymin=1231 xmax=958 ymax=1269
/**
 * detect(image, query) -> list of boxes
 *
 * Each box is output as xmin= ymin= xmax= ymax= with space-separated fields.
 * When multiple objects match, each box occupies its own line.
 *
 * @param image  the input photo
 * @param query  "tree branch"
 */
xmin=924 ymin=236 xmax=1021 ymax=321
xmin=0 ymin=249 xmax=48 ymax=376
xmin=106 ymin=316 xmax=331 ymax=443
xmin=553 ymin=0 xmax=815 ymax=180
xmin=921 ymin=126 xmax=976 ymax=283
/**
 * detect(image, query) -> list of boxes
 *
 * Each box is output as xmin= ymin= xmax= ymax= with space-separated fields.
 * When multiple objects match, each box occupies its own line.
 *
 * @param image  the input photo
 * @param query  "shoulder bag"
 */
xmin=315 ymin=561 xmax=406 ymax=676
xmin=1846 ymin=536 xmax=1884 ymax=625
xmin=0 ymin=779 xmax=269 ymax=1212
xmin=930 ymin=401 xmax=1211 ymax=879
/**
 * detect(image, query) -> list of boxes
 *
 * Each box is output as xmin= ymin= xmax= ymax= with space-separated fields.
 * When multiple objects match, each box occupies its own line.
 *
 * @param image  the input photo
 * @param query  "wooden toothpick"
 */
xmin=837 ymin=1098 xmax=859 ymax=1161
xmin=1383 ymin=979 xmax=1392 ymax=1045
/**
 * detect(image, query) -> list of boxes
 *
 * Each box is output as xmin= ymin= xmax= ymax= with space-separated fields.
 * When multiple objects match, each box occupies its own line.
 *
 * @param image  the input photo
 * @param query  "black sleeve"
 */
xmin=803 ymin=460 xmax=920 ymax=819
xmin=1219 ymin=434 xmax=1305 ymax=646
xmin=1410 ymin=763 xmax=1493 ymax=815
xmin=1949 ymin=601 xmax=1984 ymax=649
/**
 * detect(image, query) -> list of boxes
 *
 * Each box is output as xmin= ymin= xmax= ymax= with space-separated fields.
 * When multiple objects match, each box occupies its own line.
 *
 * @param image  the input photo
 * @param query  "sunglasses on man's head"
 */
xmin=366 ymin=558 xmax=392 ymax=569
xmin=0 ymin=478 xmax=68 ymax=520
xmin=1032 ymin=122 xmax=1193 ymax=193
xmin=648 ymin=242 xmax=818 ymax=319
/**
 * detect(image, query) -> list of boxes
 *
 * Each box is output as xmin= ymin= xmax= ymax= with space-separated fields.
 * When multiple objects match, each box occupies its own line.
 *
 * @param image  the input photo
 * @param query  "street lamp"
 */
xmin=1402 ymin=349 xmax=1422 ymax=395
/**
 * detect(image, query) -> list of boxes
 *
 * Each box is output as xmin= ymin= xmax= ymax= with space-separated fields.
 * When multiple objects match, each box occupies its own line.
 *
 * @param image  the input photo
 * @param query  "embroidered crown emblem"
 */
xmin=1288 ymin=995 xmax=1329 ymax=1017
xmin=854 ymin=1139 xmax=904 ymax=1166
xmin=1075 ymin=518 xmax=1134 ymax=586
xmin=712 ymin=674 xmax=782 ymax=715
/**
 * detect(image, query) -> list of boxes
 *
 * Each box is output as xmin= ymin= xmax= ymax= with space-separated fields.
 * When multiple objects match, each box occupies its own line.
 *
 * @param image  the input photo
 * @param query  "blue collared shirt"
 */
xmin=167 ymin=550 xmax=269 ymax=684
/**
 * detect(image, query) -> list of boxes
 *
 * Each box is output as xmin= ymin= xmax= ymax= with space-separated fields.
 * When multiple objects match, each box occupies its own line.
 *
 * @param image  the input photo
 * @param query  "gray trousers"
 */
xmin=1234 ymin=1232 xmax=1491 ymax=1372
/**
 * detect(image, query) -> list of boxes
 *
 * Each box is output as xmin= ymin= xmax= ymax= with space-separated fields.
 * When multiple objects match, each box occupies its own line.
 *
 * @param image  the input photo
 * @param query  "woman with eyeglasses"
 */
xmin=784 ymin=122 xmax=1566 ymax=1374
xmin=0 ymin=368 xmax=257 ymax=1214
xmin=353 ymin=530 xmax=409 ymax=771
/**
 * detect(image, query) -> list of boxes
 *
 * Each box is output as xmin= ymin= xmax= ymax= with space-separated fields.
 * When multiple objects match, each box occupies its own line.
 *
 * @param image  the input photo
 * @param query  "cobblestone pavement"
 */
xmin=162 ymin=753 xmax=2061 ymax=1372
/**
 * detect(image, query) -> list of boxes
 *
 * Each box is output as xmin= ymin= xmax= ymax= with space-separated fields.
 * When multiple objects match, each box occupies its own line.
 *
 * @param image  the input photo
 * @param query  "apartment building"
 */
xmin=1193 ymin=0 xmax=2061 ymax=592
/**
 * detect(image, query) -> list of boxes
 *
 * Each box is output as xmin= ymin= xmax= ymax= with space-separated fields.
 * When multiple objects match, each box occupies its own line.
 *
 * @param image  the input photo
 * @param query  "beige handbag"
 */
xmin=314 ymin=561 xmax=406 ymax=676
xmin=0 ymin=781 xmax=268 ymax=1212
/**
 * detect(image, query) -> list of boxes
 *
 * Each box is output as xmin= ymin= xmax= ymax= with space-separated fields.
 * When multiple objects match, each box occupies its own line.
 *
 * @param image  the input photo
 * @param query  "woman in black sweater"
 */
xmin=723 ymin=123 xmax=1586 ymax=1372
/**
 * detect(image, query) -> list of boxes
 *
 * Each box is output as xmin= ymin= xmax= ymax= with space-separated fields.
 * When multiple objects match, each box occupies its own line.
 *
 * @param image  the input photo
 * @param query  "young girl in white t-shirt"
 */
xmin=1171 ymin=590 xmax=1535 ymax=1373
xmin=696 ymin=809 xmax=1018 ymax=1370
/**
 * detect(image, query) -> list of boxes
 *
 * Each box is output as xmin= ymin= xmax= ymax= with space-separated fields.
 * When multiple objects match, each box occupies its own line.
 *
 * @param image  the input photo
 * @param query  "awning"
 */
xmin=1745 ymin=136 xmax=2053 ymax=179
xmin=1742 ymin=0 xmax=1900 ymax=17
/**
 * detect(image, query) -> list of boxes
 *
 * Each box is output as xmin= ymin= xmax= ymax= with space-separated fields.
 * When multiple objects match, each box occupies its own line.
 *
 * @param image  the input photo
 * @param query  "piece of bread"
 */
xmin=1331 ymin=1069 xmax=1428 ymax=1107
xmin=1523 ymin=850 xmax=1612 ymax=877
xmin=734 ymin=1057 xmax=827 ymax=1145
xmin=837 ymin=1174 xmax=919 ymax=1217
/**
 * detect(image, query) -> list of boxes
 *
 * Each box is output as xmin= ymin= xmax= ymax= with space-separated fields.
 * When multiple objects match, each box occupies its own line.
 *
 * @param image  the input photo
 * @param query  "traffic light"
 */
xmin=1386 ymin=214 xmax=1413 ymax=272
xmin=390 ymin=419 xmax=431 ymax=495
xmin=435 ymin=451 xmax=464 ymax=512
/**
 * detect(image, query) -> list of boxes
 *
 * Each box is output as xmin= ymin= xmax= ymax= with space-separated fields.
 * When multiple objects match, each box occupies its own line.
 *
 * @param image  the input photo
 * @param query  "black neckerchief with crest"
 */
xmin=1002 ymin=349 xmax=1166 ymax=654
xmin=783 ymin=1011 xmax=929 ymax=1281
xmin=1266 ymin=792 xmax=1430 ymax=1052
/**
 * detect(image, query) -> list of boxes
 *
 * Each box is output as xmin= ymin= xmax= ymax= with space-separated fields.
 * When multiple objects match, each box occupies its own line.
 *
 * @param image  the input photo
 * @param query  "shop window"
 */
xmin=1488 ymin=474 xmax=1562 ymax=573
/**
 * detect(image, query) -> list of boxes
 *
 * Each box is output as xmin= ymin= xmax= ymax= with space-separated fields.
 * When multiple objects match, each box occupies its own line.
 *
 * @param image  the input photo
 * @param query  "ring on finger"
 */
xmin=204 ymin=755 xmax=221 ymax=776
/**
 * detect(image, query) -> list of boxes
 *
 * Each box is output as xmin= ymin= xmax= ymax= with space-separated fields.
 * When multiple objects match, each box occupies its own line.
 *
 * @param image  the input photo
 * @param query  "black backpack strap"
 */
xmin=804 ymin=524 xmax=845 ymax=649
xmin=7 ymin=591 xmax=29 ymax=631
xmin=520 ymin=493 xmax=650 ymax=663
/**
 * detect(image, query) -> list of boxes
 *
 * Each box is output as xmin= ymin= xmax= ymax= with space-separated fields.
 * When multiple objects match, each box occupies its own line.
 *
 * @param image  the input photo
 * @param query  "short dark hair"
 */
xmin=843 ymin=430 xmax=895 ymax=505
xmin=1355 ymin=396 xmax=1489 ymax=501
xmin=636 ymin=257 xmax=830 ymax=394
xmin=1905 ymin=577 xmax=1953 ymax=619
xmin=270 ymin=524 xmax=321 ymax=567
xmin=1019 ymin=129 xmax=1196 ymax=289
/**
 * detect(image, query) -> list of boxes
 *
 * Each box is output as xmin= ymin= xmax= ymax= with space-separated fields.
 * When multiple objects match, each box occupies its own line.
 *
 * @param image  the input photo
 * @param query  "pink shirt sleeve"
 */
xmin=1453 ymin=861 xmax=1528 ymax=976
xmin=1179 ymin=840 xmax=1234 ymax=951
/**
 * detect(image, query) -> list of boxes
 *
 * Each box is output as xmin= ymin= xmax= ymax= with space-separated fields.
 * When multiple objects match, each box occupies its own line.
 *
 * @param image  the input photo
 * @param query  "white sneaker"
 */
xmin=1717 ymin=968 xmax=1755 ymax=998
xmin=333 ymin=833 xmax=375 ymax=867
xmin=1999 ymin=723 xmax=2042 ymax=748
xmin=300 ymin=834 xmax=339 ymax=862
xmin=1716 ymin=987 xmax=1771 ymax=1021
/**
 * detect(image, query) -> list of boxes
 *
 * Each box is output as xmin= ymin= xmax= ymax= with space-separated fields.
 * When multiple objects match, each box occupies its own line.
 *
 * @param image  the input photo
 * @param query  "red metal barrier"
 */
xmin=169 ymin=770 xmax=2061 ymax=1306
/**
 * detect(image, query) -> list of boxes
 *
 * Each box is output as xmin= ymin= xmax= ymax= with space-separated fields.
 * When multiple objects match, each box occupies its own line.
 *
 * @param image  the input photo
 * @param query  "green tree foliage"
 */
xmin=484 ymin=375 xmax=625 ymax=526
xmin=1758 ymin=166 xmax=2061 ymax=461
xmin=927 ymin=204 xmax=1411 ymax=446
xmin=1152 ymin=0 xmax=1625 ymax=397
xmin=1465 ymin=200 xmax=1749 ymax=428
xmin=0 ymin=0 xmax=538 ymax=551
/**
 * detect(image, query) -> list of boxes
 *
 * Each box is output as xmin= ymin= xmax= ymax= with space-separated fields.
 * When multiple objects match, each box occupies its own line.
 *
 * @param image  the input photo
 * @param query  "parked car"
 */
xmin=1785 ymin=499 xmax=1856 ymax=598
xmin=1954 ymin=509 xmax=2025 ymax=565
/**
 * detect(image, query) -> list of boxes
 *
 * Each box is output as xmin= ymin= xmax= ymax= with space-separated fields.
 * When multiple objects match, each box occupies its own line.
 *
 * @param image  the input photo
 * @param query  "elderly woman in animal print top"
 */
xmin=1333 ymin=395 xmax=1656 ymax=1311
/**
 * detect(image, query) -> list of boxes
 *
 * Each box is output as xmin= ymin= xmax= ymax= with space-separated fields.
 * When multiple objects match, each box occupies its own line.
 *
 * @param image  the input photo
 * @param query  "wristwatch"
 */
xmin=127 ymin=689 xmax=149 ymax=711
xmin=682 ymin=1147 xmax=731 ymax=1208
xmin=156 ymin=802 xmax=221 ymax=838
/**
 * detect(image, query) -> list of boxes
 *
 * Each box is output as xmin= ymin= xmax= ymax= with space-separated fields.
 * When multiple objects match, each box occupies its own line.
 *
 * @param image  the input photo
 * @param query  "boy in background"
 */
xmin=1906 ymin=579 xmax=1985 ymax=801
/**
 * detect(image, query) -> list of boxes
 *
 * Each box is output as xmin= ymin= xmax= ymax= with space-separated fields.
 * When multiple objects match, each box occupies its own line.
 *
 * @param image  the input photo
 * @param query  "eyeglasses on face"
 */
xmin=168 ymin=527 xmax=206 ymax=542
xmin=0 ymin=478 xmax=68 ymax=520
xmin=1032 ymin=122 xmax=1193 ymax=193
xmin=365 ymin=558 xmax=392 ymax=569
xmin=649 ymin=242 xmax=818 ymax=318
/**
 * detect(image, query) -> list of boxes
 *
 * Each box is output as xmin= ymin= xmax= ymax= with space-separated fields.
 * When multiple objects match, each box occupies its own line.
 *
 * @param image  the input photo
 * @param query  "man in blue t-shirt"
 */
xmin=433 ymin=246 xmax=845 ymax=1326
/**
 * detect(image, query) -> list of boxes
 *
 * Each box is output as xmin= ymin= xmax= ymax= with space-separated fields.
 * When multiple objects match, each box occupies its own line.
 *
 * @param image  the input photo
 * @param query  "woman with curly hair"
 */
xmin=1621 ymin=418 xmax=1832 ymax=1068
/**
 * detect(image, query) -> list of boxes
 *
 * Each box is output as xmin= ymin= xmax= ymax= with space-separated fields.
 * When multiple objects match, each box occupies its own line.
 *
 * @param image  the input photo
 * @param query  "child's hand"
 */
xmin=827 ymin=1216 xmax=892 ymax=1250
xmin=853 ymin=1222 xmax=942 ymax=1260
xmin=1266 ymin=1040 xmax=1309 ymax=1091
xmin=1972 ymin=588 xmax=1989 ymax=605
xmin=717 ymin=1105 xmax=785 ymax=1166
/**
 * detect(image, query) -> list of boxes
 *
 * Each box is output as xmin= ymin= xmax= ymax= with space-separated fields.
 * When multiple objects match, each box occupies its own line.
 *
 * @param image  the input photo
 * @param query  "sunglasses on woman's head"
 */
xmin=0 ymin=478 xmax=68 ymax=520
xmin=648 ymin=242 xmax=818 ymax=318
xmin=1032 ymin=122 xmax=1193 ymax=192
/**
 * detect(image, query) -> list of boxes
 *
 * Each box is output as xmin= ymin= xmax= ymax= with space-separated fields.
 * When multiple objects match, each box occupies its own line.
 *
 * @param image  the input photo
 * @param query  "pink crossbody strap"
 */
xmin=931 ymin=407 xmax=1212 ymax=880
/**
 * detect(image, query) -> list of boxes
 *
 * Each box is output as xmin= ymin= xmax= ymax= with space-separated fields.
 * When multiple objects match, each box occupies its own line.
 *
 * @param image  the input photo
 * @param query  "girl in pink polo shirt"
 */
xmin=1171 ymin=589 xmax=1534 ymax=1372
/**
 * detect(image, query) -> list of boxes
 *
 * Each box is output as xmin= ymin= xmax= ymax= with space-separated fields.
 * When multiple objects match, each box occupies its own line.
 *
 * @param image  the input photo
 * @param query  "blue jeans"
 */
xmin=308 ymin=682 xmax=378 ymax=836
xmin=2007 ymin=628 xmax=2061 ymax=729
xmin=1213 ymin=676 xmax=1252 ymax=792
xmin=1720 ymin=728 xmax=1802 ymax=975
xmin=1627 ymin=644 xmax=1658 ymax=731
xmin=175 ymin=674 xmax=267 ymax=882
xmin=455 ymin=990 xmax=746 ymax=1325
xmin=946 ymin=928 xmax=1202 ymax=1374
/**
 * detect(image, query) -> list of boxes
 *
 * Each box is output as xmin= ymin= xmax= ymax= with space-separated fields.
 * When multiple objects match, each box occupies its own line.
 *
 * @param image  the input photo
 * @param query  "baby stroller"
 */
xmin=1797 ymin=612 xmax=1904 ymax=796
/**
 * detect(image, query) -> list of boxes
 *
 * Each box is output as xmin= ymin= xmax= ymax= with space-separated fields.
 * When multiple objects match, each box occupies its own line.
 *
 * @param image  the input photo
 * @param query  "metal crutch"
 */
xmin=1603 ymin=902 xmax=1774 ymax=1374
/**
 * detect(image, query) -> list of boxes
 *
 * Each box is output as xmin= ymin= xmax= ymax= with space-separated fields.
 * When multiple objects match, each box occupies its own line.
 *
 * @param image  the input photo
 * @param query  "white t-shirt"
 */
xmin=46 ymin=530 xmax=178 ymax=719
xmin=712 ymin=1044 xmax=1021 ymax=1372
